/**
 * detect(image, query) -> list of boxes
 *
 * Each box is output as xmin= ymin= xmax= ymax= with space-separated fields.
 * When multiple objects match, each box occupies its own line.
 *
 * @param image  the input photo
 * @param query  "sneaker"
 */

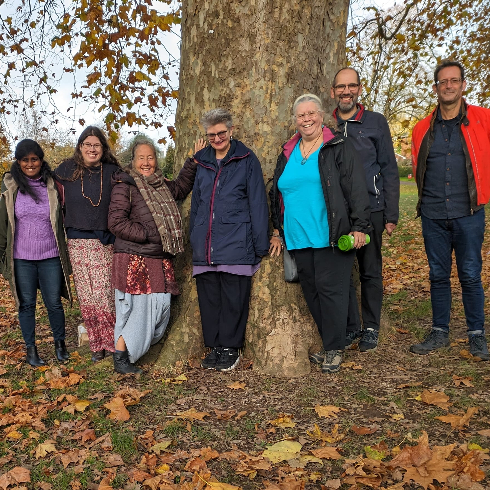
xmin=358 ymin=328 xmax=378 ymax=352
xmin=322 ymin=350 xmax=342 ymax=373
xmin=409 ymin=329 xmax=449 ymax=355
xmin=215 ymin=348 xmax=240 ymax=372
xmin=201 ymin=347 xmax=222 ymax=369
xmin=345 ymin=330 xmax=362 ymax=350
xmin=468 ymin=334 xmax=490 ymax=361
xmin=309 ymin=349 xmax=325 ymax=364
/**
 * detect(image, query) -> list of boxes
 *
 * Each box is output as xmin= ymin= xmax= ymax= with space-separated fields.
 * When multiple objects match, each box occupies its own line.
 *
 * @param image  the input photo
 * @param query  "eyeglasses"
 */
xmin=295 ymin=110 xmax=323 ymax=121
xmin=333 ymin=83 xmax=360 ymax=92
xmin=205 ymin=130 xmax=228 ymax=141
xmin=436 ymin=78 xmax=463 ymax=87
xmin=82 ymin=142 xmax=102 ymax=149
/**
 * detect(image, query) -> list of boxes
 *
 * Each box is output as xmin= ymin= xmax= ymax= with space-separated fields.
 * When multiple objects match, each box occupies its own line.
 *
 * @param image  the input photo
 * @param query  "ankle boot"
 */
xmin=113 ymin=351 xmax=142 ymax=374
xmin=55 ymin=340 xmax=70 ymax=362
xmin=26 ymin=346 xmax=46 ymax=367
xmin=91 ymin=350 xmax=105 ymax=362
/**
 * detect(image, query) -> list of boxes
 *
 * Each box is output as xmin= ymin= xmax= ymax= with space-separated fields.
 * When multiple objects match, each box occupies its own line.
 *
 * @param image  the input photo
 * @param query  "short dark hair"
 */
xmin=10 ymin=139 xmax=53 ymax=203
xmin=332 ymin=67 xmax=361 ymax=87
xmin=434 ymin=60 xmax=465 ymax=84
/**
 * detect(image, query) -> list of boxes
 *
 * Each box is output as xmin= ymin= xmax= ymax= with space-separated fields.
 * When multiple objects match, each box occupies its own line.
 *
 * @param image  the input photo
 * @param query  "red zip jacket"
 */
xmin=412 ymin=101 xmax=490 ymax=216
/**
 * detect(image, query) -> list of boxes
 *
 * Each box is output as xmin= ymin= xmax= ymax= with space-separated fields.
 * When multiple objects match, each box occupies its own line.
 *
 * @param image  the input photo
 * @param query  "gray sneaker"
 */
xmin=322 ymin=350 xmax=342 ymax=373
xmin=468 ymin=334 xmax=490 ymax=361
xmin=309 ymin=348 xmax=325 ymax=365
xmin=409 ymin=330 xmax=449 ymax=355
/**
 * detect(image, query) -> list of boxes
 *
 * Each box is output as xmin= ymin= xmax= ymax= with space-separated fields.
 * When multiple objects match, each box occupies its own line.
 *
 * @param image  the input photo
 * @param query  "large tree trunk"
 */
xmin=154 ymin=0 xmax=350 ymax=376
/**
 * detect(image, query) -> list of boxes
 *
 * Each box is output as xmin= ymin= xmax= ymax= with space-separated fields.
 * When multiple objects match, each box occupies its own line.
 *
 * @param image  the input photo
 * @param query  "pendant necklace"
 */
xmin=300 ymin=132 xmax=322 ymax=165
xmin=81 ymin=164 xmax=103 ymax=207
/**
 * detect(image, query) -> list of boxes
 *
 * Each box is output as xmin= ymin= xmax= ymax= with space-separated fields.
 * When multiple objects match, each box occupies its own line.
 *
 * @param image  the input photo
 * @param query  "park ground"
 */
xmin=0 ymin=183 xmax=489 ymax=490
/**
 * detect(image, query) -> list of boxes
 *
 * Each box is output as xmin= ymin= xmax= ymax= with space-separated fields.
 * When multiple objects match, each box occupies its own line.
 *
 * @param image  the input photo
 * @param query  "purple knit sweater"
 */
xmin=13 ymin=178 xmax=59 ymax=260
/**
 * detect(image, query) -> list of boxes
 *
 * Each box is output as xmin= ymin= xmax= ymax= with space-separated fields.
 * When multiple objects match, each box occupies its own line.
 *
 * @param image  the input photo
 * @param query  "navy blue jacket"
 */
xmin=190 ymin=139 xmax=269 ymax=265
xmin=334 ymin=104 xmax=400 ymax=224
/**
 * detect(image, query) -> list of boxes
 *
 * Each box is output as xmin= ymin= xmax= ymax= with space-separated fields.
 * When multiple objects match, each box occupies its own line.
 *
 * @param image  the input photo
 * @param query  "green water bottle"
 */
xmin=337 ymin=234 xmax=370 ymax=251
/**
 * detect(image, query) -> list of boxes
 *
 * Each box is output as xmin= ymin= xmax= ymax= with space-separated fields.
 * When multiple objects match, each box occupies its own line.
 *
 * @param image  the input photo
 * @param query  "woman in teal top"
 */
xmin=269 ymin=93 xmax=371 ymax=374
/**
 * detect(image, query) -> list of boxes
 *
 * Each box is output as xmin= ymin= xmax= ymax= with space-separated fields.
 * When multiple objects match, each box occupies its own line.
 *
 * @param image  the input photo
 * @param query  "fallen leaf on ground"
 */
xmin=435 ymin=407 xmax=478 ymax=429
xmin=453 ymin=375 xmax=474 ymax=387
xmin=391 ymin=413 xmax=404 ymax=421
xmin=114 ymin=387 xmax=151 ymax=405
xmin=162 ymin=374 xmax=187 ymax=384
xmin=418 ymin=389 xmax=452 ymax=410
xmin=322 ymin=478 xmax=341 ymax=489
xmin=262 ymin=441 xmax=302 ymax=463
xmin=341 ymin=361 xmax=362 ymax=370
xmin=310 ymin=447 xmax=342 ymax=460
xmin=34 ymin=442 xmax=56 ymax=459
xmin=200 ymin=447 xmax=220 ymax=461
xmin=150 ymin=440 xmax=172 ymax=455
xmin=0 ymin=466 xmax=31 ymax=488
xmin=477 ymin=429 xmax=490 ymax=437
xmin=268 ymin=414 xmax=295 ymax=428
xmin=214 ymin=409 xmax=236 ymax=420
xmin=351 ymin=425 xmax=379 ymax=435
xmin=314 ymin=405 xmax=345 ymax=418
xmin=175 ymin=407 xmax=210 ymax=421
xmin=104 ymin=397 xmax=130 ymax=421
xmin=227 ymin=381 xmax=246 ymax=390
xmin=205 ymin=481 xmax=241 ymax=490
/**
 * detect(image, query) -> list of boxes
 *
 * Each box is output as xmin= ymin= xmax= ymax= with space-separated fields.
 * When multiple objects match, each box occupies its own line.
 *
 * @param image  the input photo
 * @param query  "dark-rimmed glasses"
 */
xmin=436 ymin=78 xmax=463 ymax=87
xmin=333 ymin=83 xmax=360 ymax=92
xmin=205 ymin=130 xmax=228 ymax=142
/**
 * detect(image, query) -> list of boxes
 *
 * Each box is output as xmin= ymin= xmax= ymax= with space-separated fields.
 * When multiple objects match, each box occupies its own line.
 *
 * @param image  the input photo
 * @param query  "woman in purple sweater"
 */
xmin=0 ymin=140 xmax=72 ymax=366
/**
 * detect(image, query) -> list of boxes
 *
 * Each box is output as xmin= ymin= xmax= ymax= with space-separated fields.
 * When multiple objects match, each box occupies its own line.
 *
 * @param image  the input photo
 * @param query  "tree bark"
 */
xmin=155 ymin=0 xmax=350 ymax=376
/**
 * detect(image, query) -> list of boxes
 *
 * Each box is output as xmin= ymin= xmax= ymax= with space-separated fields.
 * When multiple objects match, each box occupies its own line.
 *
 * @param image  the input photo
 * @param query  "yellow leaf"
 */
xmin=262 ymin=440 xmax=302 ymax=463
xmin=6 ymin=430 xmax=23 ymax=440
xmin=227 ymin=381 xmax=246 ymax=390
xmin=268 ymin=414 xmax=296 ymax=428
xmin=34 ymin=442 xmax=56 ymax=459
xmin=391 ymin=413 xmax=405 ymax=421
xmin=150 ymin=440 xmax=172 ymax=454
xmin=155 ymin=464 xmax=170 ymax=474
xmin=314 ymin=405 xmax=345 ymax=418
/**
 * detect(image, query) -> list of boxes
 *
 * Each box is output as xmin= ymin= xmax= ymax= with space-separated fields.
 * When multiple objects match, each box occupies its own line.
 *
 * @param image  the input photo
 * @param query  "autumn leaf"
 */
xmin=114 ymin=387 xmax=151 ymax=406
xmin=205 ymin=481 xmax=241 ymax=490
xmin=341 ymin=361 xmax=362 ymax=370
xmin=435 ymin=407 xmax=479 ymax=429
xmin=47 ymin=372 xmax=83 ymax=389
xmin=351 ymin=425 xmax=379 ymax=435
xmin=310 ymin=447 xmax=342 ymax=460
xmin=104 ymin=397 xmax=130 ymax=421
xmin=391 ymin=413 xmax=405 ymax=421
xmin=477 ymin=429 xmax=490 ymax=437
xmin=314 ymin=405 xmax=345 ymax=418
xmin=175 ymin=407 xmax=210 ymax=421
xmin=227 ymin=381 xmax=246 ymax=390
xmin=268 ymin=414 xmax=296 ymax=428
xmin=214 ymin=409 xmax=236 ymax=420
xmin=162 ymin=374 xmax=187 ymax=384
xmin=150 ymin=440 xmax=172 ymax=455
xmin=453 ymin=375 xmax=474 ymax=387
xmin=0 ymin=466 xmax=31 ymax=488
xmin=200 ymin=447 xmax=220 ymax=461
xmin=418 ymin=389 xmax=452 ymax=410
xmin=262 ymin=441 xmax=302 ymax=463
xmin=34 ymin=441 xmax=56 ymax=459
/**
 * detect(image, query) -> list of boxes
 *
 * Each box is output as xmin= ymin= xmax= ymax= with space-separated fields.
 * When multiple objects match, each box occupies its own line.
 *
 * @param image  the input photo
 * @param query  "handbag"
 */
xmin=283 ymin=242 xmax=299 ymax=283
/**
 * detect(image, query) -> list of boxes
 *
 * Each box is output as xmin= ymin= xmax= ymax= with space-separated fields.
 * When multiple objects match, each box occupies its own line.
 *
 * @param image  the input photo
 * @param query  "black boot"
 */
xmin=113 ymin=351 xmax=142 ymax=374
xmin=91 ymin=350 xmax=105 ymax=362
xmin=55 ymin=340 xmax=70 ymax=362
xmin=26 ymin=346 xmax=46 ymax=367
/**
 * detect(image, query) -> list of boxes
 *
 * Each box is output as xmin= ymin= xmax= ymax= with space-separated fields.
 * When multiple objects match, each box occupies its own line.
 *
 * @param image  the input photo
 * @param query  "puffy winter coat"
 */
xmin=190 ymin=139 xmax=269 ymax=265
xmin=0 ymin=173 xmax=72 ymax=308
xmin=270 ymin=127 xmax=371 ymax=247
xmin=108 ymin=159 xmax=197 ymax=258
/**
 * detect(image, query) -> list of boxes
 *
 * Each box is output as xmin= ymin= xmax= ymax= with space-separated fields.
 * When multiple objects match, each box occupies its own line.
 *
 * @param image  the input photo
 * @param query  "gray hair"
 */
xmin=131 ymin=140 xmax=157 ymax=162
xmin=201 ymin=108 xmax=233 ymax=130
xmin=292 ymin=94 xmax=324 ymax=117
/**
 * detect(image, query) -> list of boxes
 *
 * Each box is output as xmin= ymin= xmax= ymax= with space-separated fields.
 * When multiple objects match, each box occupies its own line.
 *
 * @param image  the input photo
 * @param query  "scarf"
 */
xmin=126 ymin=166 xmax=184 ymax=255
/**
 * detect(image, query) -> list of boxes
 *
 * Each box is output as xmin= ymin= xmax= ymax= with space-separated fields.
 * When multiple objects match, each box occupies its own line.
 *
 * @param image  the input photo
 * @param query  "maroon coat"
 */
xmin=108 ymin=159 xmax=197 ymax=259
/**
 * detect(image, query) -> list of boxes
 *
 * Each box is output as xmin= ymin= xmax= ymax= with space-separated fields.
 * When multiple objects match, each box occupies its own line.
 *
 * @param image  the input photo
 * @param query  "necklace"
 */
xmin=80 ymin=164 xmax=103 ymax=207
xmin=300 ymin=132 xmax=323 ymax=165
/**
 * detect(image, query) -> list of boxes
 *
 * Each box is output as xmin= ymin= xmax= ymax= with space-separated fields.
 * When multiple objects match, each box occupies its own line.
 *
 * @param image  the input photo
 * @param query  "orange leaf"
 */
xmin=175 ymin=407 xmax=210 ymax=421
xmin=314 ymin=405 xmax=345 ymax=418
xmin=310 ymin=447 xmax=342 ymax=460
xmin=435 ymin=407 xmax=478 ymax=429
xmin=420 ymin=389 xmax=452 ymax=410
xmin=104 ymin=397 xmax=130 ymax=421
xmin=227 ymin=381 xmax=246 ymax=390
xmin=351 ymin=425 xmax=379 ymax=435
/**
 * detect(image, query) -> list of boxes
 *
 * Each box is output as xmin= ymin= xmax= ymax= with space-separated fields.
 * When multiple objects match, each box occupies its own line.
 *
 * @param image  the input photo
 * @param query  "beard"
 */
xmin=337 ymin=95 xmax=357 ymax=114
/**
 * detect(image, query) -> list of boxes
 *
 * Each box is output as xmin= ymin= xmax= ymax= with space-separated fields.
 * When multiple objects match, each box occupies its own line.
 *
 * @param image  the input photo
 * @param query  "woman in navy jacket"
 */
xmin=190 ymin=108 xmax=269 ymax=372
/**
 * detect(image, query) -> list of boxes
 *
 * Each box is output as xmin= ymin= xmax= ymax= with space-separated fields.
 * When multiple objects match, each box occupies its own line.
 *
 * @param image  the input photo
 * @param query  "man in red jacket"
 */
xmin=411 ymin=60 xmax=490 ymax=360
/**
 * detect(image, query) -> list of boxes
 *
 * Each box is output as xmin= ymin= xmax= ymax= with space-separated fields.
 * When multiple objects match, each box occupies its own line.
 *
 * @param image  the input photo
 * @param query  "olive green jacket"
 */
xmin=0 ymin=173 xmax=72 ymax=308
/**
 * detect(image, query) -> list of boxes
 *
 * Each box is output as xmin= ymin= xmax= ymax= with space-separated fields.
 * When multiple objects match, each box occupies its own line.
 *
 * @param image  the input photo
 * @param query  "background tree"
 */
xmin=0 ymin=126 xmax=11 ymax=179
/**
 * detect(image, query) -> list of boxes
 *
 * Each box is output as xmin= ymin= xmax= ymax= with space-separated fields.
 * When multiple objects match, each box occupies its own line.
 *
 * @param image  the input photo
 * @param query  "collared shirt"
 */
xmin=421 ymin=108 xmax=471 ymax=219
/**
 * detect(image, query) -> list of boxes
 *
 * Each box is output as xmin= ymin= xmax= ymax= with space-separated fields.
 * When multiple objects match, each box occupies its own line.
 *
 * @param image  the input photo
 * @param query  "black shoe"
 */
xmin=322 ymin=350 xmax=342 ymax=373
xmin=309 ymin=349 xmax=325 ymax=364
xmin=409 ymin=330 xmax=449 ymax=355
xmin=26 ymin=346 xmax=46 ymax=367
xmin=468 ymin=334 xmax=490 ymax=361
xmin=359 ymin=329 xmax=379 ymax=352
xmin=345 ymin=330 xmax=362 ymax=350
xmin=113 ymin=351 xmax=142 ymax=374
xmin=201 ymin=347 xmax=223 ymax=369
xmin=215 ymin=348 xmax=240 ymax=372
xmin=55 ymin=340 xmax=70 ymax=362
xmin=91 ymin=350 xmax=105 ymax=363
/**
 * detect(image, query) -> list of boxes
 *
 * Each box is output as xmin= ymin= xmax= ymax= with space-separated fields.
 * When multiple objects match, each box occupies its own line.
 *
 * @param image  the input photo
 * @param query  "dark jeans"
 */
xmin=421 ymin=209 xmax=485 ymax=334
xmin=195 ymin=272 xmax=252 ymax=349
xmin=294 ymin=247 xmax=355 ymax=351
xmin=347 ymin=210 xmax=384 ymax=333
xmin=14 ymin=257 xmax=66 ymax=347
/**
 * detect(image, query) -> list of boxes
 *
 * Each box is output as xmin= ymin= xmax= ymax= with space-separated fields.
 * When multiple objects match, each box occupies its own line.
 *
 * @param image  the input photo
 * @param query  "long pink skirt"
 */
xmin=68 ymin=239 xmax=116 ymax=353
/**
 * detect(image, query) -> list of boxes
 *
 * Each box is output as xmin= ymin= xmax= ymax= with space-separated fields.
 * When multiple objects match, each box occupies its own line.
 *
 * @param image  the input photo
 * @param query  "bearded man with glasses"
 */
xmin=411 ymin=60 xmax=490 ymax=360
xmin=330 ymin=67 xmax=400 ymax=353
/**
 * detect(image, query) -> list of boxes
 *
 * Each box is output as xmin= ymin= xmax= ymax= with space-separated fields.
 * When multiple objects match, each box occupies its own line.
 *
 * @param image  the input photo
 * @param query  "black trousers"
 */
xmin=347 ymin=210 xmax=384 ymax=333
xmin=195 ymin=272 xmax=252 ymax=349
xmin=294 ymin=247 xmax=355 ymax=351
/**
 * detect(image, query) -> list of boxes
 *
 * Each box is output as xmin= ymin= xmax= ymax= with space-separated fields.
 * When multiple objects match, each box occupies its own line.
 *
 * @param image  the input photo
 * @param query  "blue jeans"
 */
xmin=421 ymin=209 xmax=485 ymax=334
xmin=14 ymin=257 xmax=66 ymax=347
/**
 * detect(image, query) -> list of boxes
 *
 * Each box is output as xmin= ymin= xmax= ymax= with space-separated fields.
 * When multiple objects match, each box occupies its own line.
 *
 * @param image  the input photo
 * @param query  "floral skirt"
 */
xmin=68 ymin=239 xmax=116 ymax=352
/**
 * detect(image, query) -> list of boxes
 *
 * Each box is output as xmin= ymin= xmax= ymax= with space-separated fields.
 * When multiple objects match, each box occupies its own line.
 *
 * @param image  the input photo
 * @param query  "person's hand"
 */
xmin=350 ymin=231 xmax=366 ymax=249
xmin=194 ymin=138 xmax=206 ymax=154
xmin=385 ymin=222 xmax=396 ymax=236
xmin=269 ymin=235 xmax=283 ymax=257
